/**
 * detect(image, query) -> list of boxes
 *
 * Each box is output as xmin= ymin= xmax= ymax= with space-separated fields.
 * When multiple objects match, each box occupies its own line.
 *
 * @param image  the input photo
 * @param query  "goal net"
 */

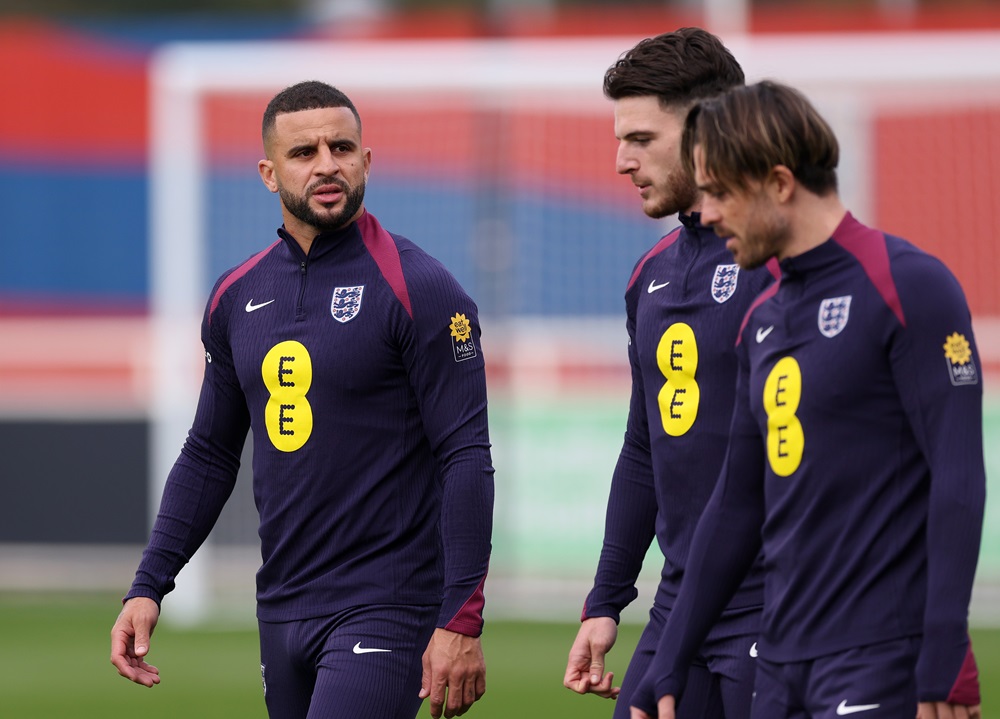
xmin=149 ymin=32 xmax=1000 ymax=623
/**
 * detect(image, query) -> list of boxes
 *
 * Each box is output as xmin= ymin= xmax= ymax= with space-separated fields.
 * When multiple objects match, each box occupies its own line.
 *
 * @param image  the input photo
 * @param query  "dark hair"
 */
xmin=262 ymin=80 xmax=362 ymax=146
xmin=603 ymin=27 xmax=745 ymax=109
xmin=681 ymin=80 xmax=839 ymax=196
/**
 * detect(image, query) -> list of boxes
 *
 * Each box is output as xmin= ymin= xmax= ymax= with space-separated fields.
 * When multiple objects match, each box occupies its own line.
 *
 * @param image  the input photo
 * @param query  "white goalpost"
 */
xmin=149 ymin=31 xmax=1000 ymax=624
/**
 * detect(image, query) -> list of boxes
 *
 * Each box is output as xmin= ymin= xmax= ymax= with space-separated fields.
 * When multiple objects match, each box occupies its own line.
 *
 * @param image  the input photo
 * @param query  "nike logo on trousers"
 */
xmin=352 ymin=642 xmax=392 ymax=654
xmin=836 ymin=700 xmax=881 ymax=715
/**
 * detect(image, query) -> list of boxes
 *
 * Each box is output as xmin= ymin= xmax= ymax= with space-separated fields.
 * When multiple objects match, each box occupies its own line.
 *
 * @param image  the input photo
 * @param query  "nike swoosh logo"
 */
xmin=756 ymin=325 xmax=774 ymax=343
xmin=749 ymin=642 xmax=758 ymax=658
xmin=352 ymin=642 xmax=392 ymax=654
xmin=245 ymin=299 xmax=275 ymax=313
xmin=836 ymin=701 xmax=881 ymax=715
xmin=647 ymin=280 xmax=670 ymax=294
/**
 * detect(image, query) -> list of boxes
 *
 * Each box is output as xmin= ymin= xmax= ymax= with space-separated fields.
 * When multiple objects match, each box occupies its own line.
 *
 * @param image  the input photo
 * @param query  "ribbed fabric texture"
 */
xmin=643 ymin=213 xmax=985 ymax=705
xmin=584 ymin=215 xmax=772 ymax=623
xmin=127 ymin=211 xmax=494 ymax=636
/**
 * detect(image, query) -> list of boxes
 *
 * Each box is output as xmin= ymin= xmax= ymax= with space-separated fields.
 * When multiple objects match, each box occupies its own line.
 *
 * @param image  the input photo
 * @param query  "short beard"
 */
xmin=740 ymin=207 xmax=790 ymax=269
xmin=644 ymin=172 xmax=699 ymax=220
xmin=280 ymin=177 xmax=366 ymax=234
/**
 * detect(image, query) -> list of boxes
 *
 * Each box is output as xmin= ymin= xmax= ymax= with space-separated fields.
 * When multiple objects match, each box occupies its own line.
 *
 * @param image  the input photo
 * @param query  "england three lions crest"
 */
xmin=331 ymin=285 xmax=364 ymax=323
xmin=818 ymin=295 xmax=851 ymax=338
xmin=711 ymin=264 xmax=740 ymax=304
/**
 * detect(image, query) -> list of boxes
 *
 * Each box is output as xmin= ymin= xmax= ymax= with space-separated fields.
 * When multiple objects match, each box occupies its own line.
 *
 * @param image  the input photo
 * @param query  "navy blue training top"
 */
xmin=644 ymin=212 xmax=985 ymax=704
xmin=583 ymin=213 xmax=776 ymax=621
xmin=127 ymin=210 xmax=495 ymax=635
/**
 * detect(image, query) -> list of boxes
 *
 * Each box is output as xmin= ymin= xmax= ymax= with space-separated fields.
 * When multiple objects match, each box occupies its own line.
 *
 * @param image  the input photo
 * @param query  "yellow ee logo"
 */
xmin=656 ymin=323 xmax=700 ymax=437
xmin=261 ymin=341 xmax=314 ymax=452
xmin=762 ymin=356 xmax=804 ymax=477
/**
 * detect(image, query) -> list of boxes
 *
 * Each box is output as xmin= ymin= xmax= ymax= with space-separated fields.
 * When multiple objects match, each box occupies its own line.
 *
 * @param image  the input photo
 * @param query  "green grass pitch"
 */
xmin=0 ymin=592 xmax=995 ymax=718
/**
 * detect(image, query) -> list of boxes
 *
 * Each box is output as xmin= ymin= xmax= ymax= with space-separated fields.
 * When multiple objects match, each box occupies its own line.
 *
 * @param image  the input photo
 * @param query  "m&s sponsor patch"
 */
xmin=943 ymin=332 xmax=978 ymax=386
xmin=449 ymin=312 xmax=477 ymax=362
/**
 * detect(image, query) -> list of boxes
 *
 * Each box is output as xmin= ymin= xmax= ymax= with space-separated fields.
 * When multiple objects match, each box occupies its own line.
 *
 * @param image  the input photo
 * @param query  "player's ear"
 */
xmin=362 ymin=147 xmax=372 ymax=183
xmin=258 ymin=159 xmax=278 ymax=193
xmin=769 ymin=164 xmax=795 ymax=204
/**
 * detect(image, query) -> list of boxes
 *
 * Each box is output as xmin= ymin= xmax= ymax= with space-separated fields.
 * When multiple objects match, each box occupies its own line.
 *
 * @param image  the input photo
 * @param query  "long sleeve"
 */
xmin=888 ymin=250 xmax=985 ymax=700
xmin=399 ymin=250 xmax=495 ymax=637
xmin=126 ymin=284 xmax=250 ymax=604
xmin=583 ymin=310 xmax=657 ymax=622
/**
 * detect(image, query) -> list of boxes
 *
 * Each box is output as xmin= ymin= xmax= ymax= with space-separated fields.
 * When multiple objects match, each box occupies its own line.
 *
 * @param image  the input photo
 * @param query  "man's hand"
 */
xmin=110 ymin=597 xmax=161 ymax=687
xmin=917 ymin=701 xmax=978 ymax=719
xmin=630 ymin=694 xmax=676 ymax=719
xmin=563 ymin=616 xmax=620 ymax=698
xmin=419 ymin=628 xmax=486 ymax=718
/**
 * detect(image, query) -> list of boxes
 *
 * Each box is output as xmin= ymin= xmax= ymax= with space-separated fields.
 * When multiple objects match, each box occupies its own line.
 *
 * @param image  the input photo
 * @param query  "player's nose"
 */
xmin=615 ymin=144 xmax=637 ymax=175
xmin=700 ymin=198 xmax=722 ymax=226
xmin=313 ymin=145 xmax=339 ymax=175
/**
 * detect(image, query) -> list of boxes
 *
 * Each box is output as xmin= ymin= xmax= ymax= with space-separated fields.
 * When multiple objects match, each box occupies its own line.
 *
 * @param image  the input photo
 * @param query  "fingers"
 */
xmin=442 ymin=674 xmax=485 ymax=718
xmin=460 ymin=676 xmax=479 ymax=713
xmin=563 ymin=669 xmax=619 ymax=698
xmin=440 ymin=665 xmax=487 ymax=718
xmin=562 ymin=658 xmax=592 ymax=695
xmin=468 ymin=672 xmax=486 ymax=707
xmin=563 ymin=619 xmax=619 ymax=697
xmin=589 ymin=671 xmax=619 ymax=698
xmin=936 ymin=703 xmax=958 ymax=719
xmin=563 ymin=655 xmax=592 ymax=693
xmin=418 ymin=650 xmax=449 ymax=718
xmin=109 ymin=597 xmax=161 ymax=687
xmin=109 ymin=623 xmax=161 ymax=687
xmin=630 ymin=708 xmax=653 ymax=719
xmin=917 ymin=702 xmax=949 ymax=719
xmin=418 ymin=650 xmax=434 ymax=701
xmin=421 ymin=676 xmax=475 ymax=719
xmin=425 ymin=674 xmax=446 ymax=719
xmin=563 ymin=627 xmax=592 ymax=692
xmin=420 ymin=630 xmax=482 ymax=718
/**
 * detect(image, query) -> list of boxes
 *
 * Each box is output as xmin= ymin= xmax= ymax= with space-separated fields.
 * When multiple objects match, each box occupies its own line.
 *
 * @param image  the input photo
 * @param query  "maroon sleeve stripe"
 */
xmin=625 ymin=227 xmax=682 ymax=292
xmin=947 ymin=640 xmax=981 ymax=705
xmin=833 ymin=212 xmax=906 ymax=328
xmin=358 ymin=210 xmax=413 ymax=319
xmin=208 ymin=239 xmax=281 ymax=325
xmin=443 ymin=575 xmax=487 ymax=636
xmin=736 ymin=279 xmax=781 ymax=348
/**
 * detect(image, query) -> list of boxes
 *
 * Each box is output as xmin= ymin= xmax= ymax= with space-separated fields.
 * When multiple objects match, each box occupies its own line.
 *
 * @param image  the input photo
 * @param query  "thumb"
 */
xmin=589 ymin=650 xmax=606 ymax=684
xmin=134 ymin=625 xmax=151 ymax=657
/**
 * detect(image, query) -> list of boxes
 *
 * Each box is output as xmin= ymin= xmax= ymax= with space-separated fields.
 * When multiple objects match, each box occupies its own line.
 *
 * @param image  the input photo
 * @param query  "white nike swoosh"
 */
xmin=245 ymin=299 xmax=276 ymax=313
xmin=647 ymin=280 xmax=670 ymax=294
xmin=352 ymin=642 xmax=392 ymax=654
xmin=749 ymin=642 xmax=758 ymax=658
xmin=836 ymin=700 xmax=881 ymax=715
xmin=756 ymin=325 xmax=774 ymax=343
